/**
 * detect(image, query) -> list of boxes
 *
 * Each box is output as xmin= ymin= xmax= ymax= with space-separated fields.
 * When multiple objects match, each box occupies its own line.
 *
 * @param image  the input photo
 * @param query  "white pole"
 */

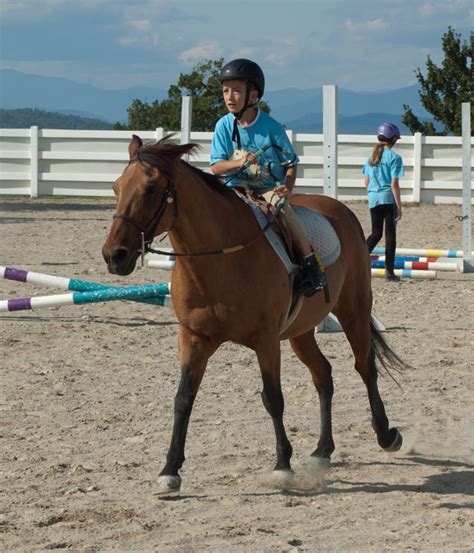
xmin=180 ymin=96 xmax=192 ymax=161
xmin=323 ymin=85 xmax=338 ymax=198
xmin=30 ymin=126 xmax=38 ymax=198
xmin=461 ymin=102 xmax=473 ymax=273
xmin=412 ymin=132 xmax=422 ymax=203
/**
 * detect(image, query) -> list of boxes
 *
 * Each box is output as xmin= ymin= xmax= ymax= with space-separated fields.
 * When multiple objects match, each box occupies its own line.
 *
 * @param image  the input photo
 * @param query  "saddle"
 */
xmin=234 ymin=189 xmax=341 ymax=333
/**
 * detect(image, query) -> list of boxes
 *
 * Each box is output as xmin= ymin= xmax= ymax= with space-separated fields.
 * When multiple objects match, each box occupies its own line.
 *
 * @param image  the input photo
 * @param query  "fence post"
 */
xmin=412 ymin=132 xmax=422 ymax=203
xmin=323 ymin=85 xmax=338 ymax=198
xmin=30 ymin=126 xmax=38 ymax=198
xmin=461 ymin=102 xmax=473 ymax=272
xmin=155 ymin=127 xmax=165 ymax=141
xmin=180 ymin=96 xmax=192 ymax=161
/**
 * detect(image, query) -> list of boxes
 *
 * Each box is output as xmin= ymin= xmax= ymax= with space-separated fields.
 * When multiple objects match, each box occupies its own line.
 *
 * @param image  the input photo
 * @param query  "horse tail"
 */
xmin=370 ymin=319 xmax=407 ymax=389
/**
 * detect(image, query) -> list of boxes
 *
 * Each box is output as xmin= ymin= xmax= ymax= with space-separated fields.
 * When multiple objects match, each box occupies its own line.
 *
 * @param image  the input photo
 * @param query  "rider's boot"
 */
xmin=297 ymin=253 xmax=327 ymax=298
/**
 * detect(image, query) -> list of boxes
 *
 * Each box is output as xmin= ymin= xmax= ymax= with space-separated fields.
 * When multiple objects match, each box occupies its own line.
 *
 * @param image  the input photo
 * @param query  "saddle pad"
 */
xmin=235 ymin=191 xmax=341 ymax=270
xmin=293 ymin=206 xmax=341 ymax=268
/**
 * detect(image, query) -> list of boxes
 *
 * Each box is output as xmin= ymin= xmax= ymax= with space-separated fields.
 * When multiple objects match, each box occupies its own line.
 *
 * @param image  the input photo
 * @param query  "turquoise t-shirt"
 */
xmin=362 ymin=148 xmax=404 ymax=208
xmin=210 ymin=109 xmax=299 ymax=190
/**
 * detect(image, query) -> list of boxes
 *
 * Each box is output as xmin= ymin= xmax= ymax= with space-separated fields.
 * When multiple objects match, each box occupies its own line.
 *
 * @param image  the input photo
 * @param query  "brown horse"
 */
xmin=102 ymin=136 xmax=405 ymax=494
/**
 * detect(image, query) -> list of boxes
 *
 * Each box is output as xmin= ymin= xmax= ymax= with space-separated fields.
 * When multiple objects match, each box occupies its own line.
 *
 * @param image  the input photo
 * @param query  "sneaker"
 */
xmin=384 ymin=272 xmax=401 ymax=281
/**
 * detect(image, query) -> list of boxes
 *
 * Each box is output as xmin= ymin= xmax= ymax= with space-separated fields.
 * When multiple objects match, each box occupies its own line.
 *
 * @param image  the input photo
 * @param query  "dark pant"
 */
xmin=366 ymin=204 xmax=397 ymax=274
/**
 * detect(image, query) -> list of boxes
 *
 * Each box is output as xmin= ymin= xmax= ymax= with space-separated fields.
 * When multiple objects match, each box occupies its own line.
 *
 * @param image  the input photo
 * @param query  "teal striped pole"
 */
xmin=1 ymin=283 xmax=172 ymax=313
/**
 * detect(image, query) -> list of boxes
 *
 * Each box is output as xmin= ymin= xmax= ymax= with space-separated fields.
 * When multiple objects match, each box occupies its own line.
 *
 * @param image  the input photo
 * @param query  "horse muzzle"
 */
xmin=102 ymin=244 xmax=139 ymax=276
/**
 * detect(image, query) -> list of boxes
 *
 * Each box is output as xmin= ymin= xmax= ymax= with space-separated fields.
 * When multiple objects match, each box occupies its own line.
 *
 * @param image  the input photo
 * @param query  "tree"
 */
xmin=402 ymin=27 xmax=473 ymax=136
xmin=115 ymin=58 xmax=270 ymax=132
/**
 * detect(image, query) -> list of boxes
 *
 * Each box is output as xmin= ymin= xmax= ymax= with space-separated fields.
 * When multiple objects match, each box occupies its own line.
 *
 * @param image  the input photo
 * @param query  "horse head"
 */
xmin=102 ymin=135 xmax=197 ymax=275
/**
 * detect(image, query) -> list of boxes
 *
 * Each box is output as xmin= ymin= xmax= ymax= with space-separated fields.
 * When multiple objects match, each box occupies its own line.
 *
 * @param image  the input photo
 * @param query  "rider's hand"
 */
xmin=274 ymin=185 xmax=290 ymax=199
xmin=395 ymin=207 xmax=402 ymax=221
xmin=242 ymin=152 xmax=258 ymax=166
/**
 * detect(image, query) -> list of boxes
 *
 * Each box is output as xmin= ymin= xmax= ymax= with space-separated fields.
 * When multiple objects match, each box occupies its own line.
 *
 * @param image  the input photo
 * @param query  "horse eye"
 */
xmin=145 ymin=184 xmax=158 ymax=195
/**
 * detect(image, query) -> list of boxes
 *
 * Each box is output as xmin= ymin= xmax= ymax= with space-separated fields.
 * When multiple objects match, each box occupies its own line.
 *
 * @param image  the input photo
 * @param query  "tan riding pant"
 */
xmin=263 ymin=190 xmax=310 ymax=256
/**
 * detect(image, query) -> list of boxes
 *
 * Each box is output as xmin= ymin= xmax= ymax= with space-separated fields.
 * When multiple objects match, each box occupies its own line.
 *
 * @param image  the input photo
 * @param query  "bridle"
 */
xmin=112 ymin=159 xmax=178 ymax=264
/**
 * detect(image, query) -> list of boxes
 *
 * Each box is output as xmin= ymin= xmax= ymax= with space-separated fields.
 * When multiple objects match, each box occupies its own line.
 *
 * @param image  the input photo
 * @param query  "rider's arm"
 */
xmin=391 ymin=178 xmax=402 ymax=221
xmin=211 ymin=152 xmax=258 ymax=176
xmin=211 ymin=159 xmax=244 ymax=176
xmin=285 ymin=165 xmax=297 ymax=193
xmin=274 ymin=165 xmax=297 ymax=198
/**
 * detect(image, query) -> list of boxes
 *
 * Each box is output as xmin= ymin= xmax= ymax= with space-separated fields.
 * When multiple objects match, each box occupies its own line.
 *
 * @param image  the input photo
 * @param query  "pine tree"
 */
xmin=115 ymin=59 xmax=270 ymax=132
xmin=402 ymin=27 xmax=473 ymax=136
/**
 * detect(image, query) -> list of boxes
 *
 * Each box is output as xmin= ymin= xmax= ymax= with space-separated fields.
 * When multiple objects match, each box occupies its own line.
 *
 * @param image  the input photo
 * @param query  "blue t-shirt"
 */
xmin=210 ymin=109 xmax=299 ymax=190
xmin=362 ymin=148 xmax=404 ymax=208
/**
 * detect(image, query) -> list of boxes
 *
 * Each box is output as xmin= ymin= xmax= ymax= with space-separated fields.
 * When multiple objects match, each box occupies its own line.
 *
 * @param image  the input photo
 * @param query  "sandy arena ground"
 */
xmin=1 ymin=197 xmax=473 ymax=552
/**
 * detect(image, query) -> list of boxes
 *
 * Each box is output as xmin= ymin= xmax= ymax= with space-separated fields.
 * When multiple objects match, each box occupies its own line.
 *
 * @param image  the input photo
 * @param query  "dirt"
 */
xmin=1 ymin=198 xmax=473 ymax=552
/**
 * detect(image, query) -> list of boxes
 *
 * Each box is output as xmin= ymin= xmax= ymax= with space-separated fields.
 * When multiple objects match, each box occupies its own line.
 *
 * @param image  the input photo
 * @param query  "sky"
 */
xmin=0 ymin=0 xmax=472 ymax=93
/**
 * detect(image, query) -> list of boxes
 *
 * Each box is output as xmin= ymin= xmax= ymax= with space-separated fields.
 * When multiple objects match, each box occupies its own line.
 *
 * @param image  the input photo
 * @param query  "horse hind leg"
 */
xmin=334 ymin=307 xmax=403 ymax=452
xmin=289 ymin=330 xmax=335 ymax=460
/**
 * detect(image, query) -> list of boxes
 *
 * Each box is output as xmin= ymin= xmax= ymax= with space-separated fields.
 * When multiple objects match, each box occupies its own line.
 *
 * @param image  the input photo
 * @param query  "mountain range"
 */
xmin=0 ymin=69 xmax=430 ymax=133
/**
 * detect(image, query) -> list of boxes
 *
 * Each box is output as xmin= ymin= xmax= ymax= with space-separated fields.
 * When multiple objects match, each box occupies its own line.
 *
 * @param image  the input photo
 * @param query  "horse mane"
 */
xmin=137 ymin=136 xmax=229 ymax=195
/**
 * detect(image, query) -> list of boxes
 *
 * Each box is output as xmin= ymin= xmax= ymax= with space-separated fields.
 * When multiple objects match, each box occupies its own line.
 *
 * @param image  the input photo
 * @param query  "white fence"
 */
xmin=0 ymin=126 xmax=473 ymax=204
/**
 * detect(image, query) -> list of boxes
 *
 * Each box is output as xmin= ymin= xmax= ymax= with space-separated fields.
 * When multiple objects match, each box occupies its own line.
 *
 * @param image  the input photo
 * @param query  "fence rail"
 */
xmin=0 ymin=126 xmax=473 ymax=204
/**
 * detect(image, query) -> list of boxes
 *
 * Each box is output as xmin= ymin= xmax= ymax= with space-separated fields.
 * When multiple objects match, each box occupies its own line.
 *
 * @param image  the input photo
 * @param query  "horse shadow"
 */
xmin=242 ymin=454 xmax=474 ymax=508
xmin=0 ymin=314 xmax=179 ymax=328
xmin=0 ymin=202 xmax=115 ymax=212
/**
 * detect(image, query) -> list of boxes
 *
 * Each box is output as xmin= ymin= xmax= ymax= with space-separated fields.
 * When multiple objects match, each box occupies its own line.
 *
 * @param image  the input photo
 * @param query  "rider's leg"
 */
xmin=281 ymin=203 xmax=327 ymax=297
xmin=262 ymin=191 xmax=326 ymax=298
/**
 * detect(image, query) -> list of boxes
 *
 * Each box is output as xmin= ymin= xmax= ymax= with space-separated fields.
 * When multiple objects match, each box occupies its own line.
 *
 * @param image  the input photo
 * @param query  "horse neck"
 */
xmin=169 ymin=163 xmax=248 ymax=253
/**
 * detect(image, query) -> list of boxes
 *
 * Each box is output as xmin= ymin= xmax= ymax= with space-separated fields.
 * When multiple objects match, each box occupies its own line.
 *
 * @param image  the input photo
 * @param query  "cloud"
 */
xmin=419 ymin=0 xmax=474 ymax=17
xmin=178 ymin=41 xmax=223 ymax=64
xmin=126 ymin=19 xmax=153 ymax=32
xmin=344 ymin=18 xmax=390 ymax=33
xmin=0 ymin=0 xmax=112 ymax=18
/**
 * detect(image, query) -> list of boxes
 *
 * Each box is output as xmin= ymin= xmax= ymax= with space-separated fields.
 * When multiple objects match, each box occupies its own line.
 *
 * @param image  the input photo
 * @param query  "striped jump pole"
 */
xmin=371 ymin=260 xmax=459 ymax=272
xmin=371 ymin=268 xmax=437 ymax=280
xmin=147 ymin=259 xmax=175 ymax=270
xmin=372 ymin=247 xmax=474 ymax=259
xmin=145 ymin=250 xmax=175 ymax=271
xmin=370 ymin=255 xmax=439 ymax=263
xmin=0 ymin=283 xmax=172 ymax=313
xmin=0 ymin=266 xmax=170 ymax=307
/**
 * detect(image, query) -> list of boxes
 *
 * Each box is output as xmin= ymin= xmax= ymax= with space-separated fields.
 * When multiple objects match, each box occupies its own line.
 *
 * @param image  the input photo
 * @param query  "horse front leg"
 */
xmin=156 ymin=328 xmax=218 ymax=494
xmin=255 ymin=338 xmax=293 ymax=477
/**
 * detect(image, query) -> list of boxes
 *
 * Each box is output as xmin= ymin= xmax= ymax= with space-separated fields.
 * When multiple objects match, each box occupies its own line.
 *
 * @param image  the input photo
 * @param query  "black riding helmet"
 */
xmin=219 ymin=58 xmax=265 ymax=99
xmin=220 ymin=59 xmax=265 ymax=147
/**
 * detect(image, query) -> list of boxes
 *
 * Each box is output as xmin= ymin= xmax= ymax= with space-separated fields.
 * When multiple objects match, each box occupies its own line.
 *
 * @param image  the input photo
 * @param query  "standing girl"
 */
xmin=362 ymin=122 xmax=404 ymax=281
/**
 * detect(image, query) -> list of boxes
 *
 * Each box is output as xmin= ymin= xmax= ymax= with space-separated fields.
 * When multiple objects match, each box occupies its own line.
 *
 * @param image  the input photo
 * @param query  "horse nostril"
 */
xmin=111 ymin=248 xmax=129 ymax=266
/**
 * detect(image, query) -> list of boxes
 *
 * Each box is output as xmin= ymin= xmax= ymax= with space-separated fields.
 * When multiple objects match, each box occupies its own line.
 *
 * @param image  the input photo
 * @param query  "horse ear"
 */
xmin=129 ymin=135 xmax=143 ymax=160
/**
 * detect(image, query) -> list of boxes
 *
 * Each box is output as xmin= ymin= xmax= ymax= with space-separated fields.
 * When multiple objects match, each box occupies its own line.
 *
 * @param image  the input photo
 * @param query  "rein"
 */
xmin=145 ymin=195 xmax=286 ymax=259
xmin=113 ymin=146 xmax=289 ymax=263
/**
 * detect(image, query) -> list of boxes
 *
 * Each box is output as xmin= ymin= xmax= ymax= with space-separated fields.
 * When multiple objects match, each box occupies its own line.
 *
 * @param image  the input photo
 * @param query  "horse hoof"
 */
xmin=271 ymin=469 xmax=294 ymax=487
xmin=154 ymin=475 xmax=182 ymax=495
xmin=309 ymin=456 xmax=331 ymax=471
xmin=383 ymin=428 xmax=403 ymax=452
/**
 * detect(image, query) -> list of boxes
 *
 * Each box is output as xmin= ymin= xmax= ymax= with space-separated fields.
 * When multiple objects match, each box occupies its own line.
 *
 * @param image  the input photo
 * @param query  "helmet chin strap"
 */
xmin=232 ymin=82 xmax=258 ymax=150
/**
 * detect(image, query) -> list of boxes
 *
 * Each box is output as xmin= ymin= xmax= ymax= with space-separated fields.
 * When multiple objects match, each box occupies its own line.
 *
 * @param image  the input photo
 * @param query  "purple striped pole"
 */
xmin=1 ymin=266 xmax=170 ymax=306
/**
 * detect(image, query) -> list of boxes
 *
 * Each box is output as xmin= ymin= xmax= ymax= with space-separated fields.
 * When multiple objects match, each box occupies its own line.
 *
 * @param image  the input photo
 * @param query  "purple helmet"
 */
xmin=377 ymin=122 xmax=401 ymax=140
